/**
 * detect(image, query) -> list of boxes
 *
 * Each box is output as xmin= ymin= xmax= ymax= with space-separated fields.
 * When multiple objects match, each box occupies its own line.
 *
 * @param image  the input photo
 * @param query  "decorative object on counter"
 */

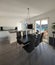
xmin=15 ymin=27 xmax=17 ymax=30
xmin=0 ymin=27 xmax=3 ymax=31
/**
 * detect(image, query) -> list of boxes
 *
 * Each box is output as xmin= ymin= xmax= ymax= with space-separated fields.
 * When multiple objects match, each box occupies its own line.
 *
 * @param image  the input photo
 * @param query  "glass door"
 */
xmin=35 ymin=19 xmax=48 ymax=43
xmin=35 ymin=20 xmax=41 ymax=34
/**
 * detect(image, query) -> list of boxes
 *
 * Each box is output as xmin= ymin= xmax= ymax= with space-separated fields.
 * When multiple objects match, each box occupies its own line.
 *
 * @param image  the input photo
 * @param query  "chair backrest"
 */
xmin=34 ymin=34 xmax=41 ymax=47
xmin=16 ymin=31 xmax=22 ymax=44
xmin=40 ymin=33 xmax=44 ymax=42
xmin=23 ymin=42 xmax=34 ymax=53
xmin=23 ymin=31 xmax=26 ymax=38
xmin=16 ymin=31 xmax=21 ymax=39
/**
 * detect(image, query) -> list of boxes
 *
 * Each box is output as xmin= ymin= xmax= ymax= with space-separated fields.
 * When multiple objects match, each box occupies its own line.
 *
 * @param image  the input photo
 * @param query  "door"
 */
xmin=35 ymin=19 xmax=48 ymax=43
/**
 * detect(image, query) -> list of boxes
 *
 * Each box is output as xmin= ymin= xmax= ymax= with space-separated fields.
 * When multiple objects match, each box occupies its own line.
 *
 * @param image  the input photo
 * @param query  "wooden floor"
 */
xmin=0 ymin=40 xmax=55 ymax=65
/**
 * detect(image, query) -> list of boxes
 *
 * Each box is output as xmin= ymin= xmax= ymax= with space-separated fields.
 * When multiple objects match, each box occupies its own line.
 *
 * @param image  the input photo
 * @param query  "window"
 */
xmin=35 ymin=19 xmax=48 ymax=33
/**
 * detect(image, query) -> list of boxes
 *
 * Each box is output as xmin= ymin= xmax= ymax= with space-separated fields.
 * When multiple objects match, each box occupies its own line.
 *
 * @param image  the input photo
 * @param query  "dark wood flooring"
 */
xmin=0 ymin=40 xmax=55 ymax=65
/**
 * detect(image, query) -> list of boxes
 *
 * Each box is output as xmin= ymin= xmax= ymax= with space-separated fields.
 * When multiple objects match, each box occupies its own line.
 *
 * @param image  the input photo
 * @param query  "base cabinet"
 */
xmin=49 ymin=37 xmax=55 ymax=46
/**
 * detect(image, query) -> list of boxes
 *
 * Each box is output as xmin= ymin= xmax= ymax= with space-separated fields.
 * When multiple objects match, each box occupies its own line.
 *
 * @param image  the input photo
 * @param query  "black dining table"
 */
xmin=19 ymin=36 xmax=30 ymax=45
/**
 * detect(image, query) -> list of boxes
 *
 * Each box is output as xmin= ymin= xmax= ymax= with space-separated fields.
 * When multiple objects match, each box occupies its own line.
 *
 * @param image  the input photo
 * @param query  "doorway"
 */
xmin=35 ymin=19 xmax=48 ymax=43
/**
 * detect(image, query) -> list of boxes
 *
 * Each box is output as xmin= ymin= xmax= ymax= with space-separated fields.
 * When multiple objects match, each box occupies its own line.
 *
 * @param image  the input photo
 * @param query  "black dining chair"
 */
xmin=23 ymin=34 xmax=35 ymax=53
xmin=33 ymin=34 xmax=41 ymax=47
xmin=40 ymin=33 xmax=44 ymax=42
xmin=16 ymin=31 xmax=22 ymax=44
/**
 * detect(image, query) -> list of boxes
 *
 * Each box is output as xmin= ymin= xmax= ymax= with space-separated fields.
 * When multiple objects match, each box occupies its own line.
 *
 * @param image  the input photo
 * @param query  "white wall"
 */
xmin=0 ymin=16 xmax=20 ymax=27
xmin=17 ymin=22 xmax=27 ymax=31
xmin=27 ymin=9 xmax=55 ymax=37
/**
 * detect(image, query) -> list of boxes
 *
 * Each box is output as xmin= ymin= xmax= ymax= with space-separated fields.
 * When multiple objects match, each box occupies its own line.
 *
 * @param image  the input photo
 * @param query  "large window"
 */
xmin=35 ymin=20 xmax=41 ymax=33
xmin=35 ymin=19 xmax=48 ymax=33
xmin=41 ymin=19 xmax=48 ymax=32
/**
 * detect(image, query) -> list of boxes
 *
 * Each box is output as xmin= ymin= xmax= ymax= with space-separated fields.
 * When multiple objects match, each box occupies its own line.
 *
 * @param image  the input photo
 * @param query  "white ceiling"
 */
xmin=0 ymin=0 xmax=55 ymax=21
